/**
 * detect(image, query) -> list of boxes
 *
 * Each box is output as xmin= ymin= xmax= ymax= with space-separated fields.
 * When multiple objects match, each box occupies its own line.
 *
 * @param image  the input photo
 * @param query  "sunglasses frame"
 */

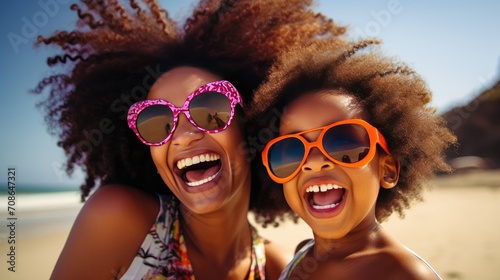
xmin=261 ymin=119 xmax=390 ymax=184
xmin=128 ymin=80 xmax=243 ymax=146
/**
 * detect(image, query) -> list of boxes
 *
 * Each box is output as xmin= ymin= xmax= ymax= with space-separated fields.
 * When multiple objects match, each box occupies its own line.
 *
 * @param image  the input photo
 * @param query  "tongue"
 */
xmin=312 ymin=189 xmax=345 ymax=206
xmin=185 ymin=165 xmax=219 ymax=183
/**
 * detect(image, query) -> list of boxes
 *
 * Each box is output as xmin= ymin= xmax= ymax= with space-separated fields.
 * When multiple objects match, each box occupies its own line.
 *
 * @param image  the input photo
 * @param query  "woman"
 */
xmin=32 ymin=0 xmax=346 ymax=279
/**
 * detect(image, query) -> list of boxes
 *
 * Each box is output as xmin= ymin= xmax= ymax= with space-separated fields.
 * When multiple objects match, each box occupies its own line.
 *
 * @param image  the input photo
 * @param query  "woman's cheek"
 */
xmin=150 ymin=145 xmax=177 ymax=185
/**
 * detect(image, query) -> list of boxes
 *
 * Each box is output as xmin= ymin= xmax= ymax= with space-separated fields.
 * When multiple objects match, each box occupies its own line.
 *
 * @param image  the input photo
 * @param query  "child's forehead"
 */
xmin=284 ymin=90 xmax=362 ymax=117
xmin=280 ymin=90 xmax=365 ymax=132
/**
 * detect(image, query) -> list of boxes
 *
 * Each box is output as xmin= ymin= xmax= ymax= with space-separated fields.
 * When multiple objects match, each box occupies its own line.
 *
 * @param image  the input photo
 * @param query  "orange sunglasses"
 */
xmin=261 ymin=119 xmax=390 ymax=184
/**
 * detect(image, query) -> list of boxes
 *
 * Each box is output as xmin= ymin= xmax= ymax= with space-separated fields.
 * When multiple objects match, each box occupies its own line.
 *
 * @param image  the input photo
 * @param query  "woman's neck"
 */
xmin=179 ymin=188 xmax=252 ymax=267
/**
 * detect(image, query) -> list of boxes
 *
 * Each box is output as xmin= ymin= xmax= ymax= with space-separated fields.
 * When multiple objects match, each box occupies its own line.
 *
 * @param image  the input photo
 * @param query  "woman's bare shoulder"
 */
xmin=78 ymin=184 xmax=160 ymax=227
xmin=87 ymin=184 xmax=159 ymax=210
xmin=73 ymin=183 xmax=161 ymax=248
xmin=50 ymin=184 xmax=160 ymax=280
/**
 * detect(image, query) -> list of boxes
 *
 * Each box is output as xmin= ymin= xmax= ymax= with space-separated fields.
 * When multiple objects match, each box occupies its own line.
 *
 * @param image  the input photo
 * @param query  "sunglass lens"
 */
xmin=323 ymin=124 xmax=370 ymax=164
xmin=189 ymin=92 xmax=232 ymax=131
xmin=136 ymin=105 xmax=174 ymax=144
xmin=268 ymin=138 xmax=305 ymax=179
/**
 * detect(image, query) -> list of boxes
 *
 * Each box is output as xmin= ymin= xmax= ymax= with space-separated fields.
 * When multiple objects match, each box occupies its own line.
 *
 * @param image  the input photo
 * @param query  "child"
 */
xmin=248 ymin=39 xmax=456 ymax=279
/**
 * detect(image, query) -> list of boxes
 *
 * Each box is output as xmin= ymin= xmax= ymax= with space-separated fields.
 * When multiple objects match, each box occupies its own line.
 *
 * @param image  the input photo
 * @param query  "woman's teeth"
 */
xmin=177 ymin=153 xmax=220 ymax=170
xmin=186 ymin=171 xmax=220 ymax=187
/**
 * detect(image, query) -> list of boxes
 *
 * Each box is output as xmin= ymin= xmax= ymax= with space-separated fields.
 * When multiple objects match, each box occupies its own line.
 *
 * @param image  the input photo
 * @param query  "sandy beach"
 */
xmin=1 ymin=170 xmax=499 ymax=280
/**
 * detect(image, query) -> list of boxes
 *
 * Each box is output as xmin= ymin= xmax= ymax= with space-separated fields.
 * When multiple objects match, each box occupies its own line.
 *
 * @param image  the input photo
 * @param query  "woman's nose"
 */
xmin=171 ymin=113 xmax=204 ymax=146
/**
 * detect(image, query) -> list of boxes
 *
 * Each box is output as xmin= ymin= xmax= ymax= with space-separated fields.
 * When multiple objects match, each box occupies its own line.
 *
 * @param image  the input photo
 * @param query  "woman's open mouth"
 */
xmin=305 ymin=183 xmax=345 ymax=211
xmin=176 ymin=153 xmax=222 ymax=187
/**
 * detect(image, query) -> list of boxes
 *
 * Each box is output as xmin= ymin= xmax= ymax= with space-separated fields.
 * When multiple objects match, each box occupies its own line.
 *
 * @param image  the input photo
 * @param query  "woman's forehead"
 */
xmin=147 ymin=66 xmax=221 ymax=101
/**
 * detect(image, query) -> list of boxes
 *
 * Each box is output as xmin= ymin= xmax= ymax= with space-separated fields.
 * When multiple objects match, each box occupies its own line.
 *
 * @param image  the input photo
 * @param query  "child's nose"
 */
xmin=301 ymin=147 xmax=334 ymax=173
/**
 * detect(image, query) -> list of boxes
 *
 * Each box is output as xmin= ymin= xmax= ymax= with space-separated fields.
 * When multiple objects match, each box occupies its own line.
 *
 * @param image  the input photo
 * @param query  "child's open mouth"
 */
xmin=176 ymin=153 xmax=221 ymax=187
xmin=305 ymin=183 xmax=345 ymax=210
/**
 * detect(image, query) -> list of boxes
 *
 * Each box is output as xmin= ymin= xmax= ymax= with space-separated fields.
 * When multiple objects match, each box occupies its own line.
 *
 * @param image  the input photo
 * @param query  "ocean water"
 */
xmin=0 ymin=185 xmax=83 ymax=239
xmin=1 ymin=183 xmax=80 ymax=194
xmin=1 ymin=184 xmax=81 ymax=211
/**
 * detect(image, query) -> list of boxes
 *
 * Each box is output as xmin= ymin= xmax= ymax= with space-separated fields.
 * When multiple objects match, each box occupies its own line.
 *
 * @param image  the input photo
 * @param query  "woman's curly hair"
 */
xmin=248 ymin=39 xmax=457 ymax=222
xmin=32 ymin=0 xmax=347 ymax=227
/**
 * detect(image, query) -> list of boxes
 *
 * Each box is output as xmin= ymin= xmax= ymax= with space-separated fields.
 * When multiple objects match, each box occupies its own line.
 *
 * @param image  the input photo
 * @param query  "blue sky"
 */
xmin=0 ymin=0 xmax=499 ymax=189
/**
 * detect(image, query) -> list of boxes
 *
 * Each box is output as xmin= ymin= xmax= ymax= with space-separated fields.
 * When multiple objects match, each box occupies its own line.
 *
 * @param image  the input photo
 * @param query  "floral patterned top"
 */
xmin=120 ymin=195 xmax=266 ymax=280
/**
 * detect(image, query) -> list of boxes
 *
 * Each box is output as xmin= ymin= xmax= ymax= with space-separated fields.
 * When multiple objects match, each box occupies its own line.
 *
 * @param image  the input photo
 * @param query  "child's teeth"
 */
xmin=306 ymin=184 xmax=343 ymax=193
xmin=312 ymin=202 xmax=340 ymax=210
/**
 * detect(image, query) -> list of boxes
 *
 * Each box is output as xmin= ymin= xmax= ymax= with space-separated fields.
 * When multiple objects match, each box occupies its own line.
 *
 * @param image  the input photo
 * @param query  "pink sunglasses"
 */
xmin=128 ymin=80 xmax=243 ymax=146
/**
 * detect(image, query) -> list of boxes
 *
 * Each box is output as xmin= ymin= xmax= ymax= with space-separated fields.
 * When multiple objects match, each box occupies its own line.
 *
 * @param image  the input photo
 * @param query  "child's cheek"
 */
xmin=346 ymin=162 xmax=382 ymax=192
xmin=283 ymin=181 xmax=304 ymax=213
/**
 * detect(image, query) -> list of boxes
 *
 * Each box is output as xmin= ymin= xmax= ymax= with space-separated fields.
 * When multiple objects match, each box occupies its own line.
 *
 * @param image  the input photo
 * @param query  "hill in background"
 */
xmin=441 ymin=78 xmax=500 ymax=170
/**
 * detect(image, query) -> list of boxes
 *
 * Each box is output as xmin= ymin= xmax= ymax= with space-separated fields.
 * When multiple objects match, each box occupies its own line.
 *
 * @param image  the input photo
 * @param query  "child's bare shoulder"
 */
xmin=360 ymin=245 xmax=441 ymax=280
xmin=291 ymin=244 xmax=441 ymax=279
